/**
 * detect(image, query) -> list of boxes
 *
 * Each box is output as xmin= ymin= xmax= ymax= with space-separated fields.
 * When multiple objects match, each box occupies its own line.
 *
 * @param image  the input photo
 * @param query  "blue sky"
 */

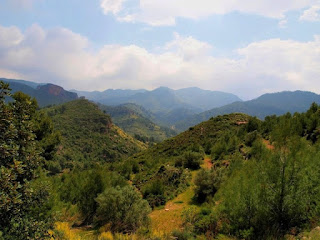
xmin=0 ymin=0 xmax=320 ymax=99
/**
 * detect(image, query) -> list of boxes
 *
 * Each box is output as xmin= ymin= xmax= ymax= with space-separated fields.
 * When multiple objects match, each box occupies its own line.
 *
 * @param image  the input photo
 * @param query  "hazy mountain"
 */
xmin=0 ymin=78 xmax=45 ymax=89
xmin=2 ymin=78 xmax=78 ymax=107
xmin=73 ymin=89 xmax=147 ymax=105
xmin=175 ymin=87 xmax=241 ymax=110
xmin=73 ymin=86 xmax=241 ymax=126
xmin=175 ymin=90 xmax=320 ymax=131
xmin=74 ymin=86 xmax=241 ymax=112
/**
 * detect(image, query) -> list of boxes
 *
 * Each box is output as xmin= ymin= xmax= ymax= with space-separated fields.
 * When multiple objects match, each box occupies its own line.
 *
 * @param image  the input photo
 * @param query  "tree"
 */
xmin=0 ymin=82 xmax=56 ymax=239
xmin=216 ymin=138 xmax=320 ymax=239
xmin=95 ymin=185 xmax=151 ymax=233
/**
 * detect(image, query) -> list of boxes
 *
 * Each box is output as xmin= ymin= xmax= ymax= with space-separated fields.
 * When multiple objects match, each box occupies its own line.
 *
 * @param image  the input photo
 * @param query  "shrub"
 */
xmin=95 ymin=186 xmax=151 ymax=233
xmin=183 ymin=151 xmax=202 ymax=170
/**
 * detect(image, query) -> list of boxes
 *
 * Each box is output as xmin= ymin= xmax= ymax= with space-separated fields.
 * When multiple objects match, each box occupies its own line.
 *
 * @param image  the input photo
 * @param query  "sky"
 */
xmin=0 ymin=0 xmax=320 ymax=99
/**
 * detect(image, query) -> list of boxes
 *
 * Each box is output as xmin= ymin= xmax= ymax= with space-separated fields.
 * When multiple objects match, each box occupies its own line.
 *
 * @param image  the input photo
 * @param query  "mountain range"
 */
xmin=74 ymin=86 xmax=242 ymax=126
xmin=1 ymin=78 xmax=78 ymax=107
xmin=3 ymin=77 xmax=320 ymax=136
xmin=175 ymin=90 xmax=320 ymax=131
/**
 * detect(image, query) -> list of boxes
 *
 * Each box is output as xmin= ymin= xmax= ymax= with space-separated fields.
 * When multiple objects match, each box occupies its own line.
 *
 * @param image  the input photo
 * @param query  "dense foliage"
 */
xmin=179 ymin=103 xmax=320 ymax=239
xmin=43 ymin=99 xmax=146 ymax=172
xmin=0 ymin=82 xmax=59 ymax=239
xmin=119 ymin=113 xmax=249 ymax=208
xmin=52 ymin=167 xmax=151 ymax=233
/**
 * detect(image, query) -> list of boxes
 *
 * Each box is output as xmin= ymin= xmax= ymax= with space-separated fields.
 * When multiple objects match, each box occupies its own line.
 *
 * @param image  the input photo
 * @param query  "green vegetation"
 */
xmin=119 ymin=113 xmax=249 ymax=209
xmin=95 ymin=185 xmax=151 ymax=233
xmin=5 ymin=79 xmax=320 ymax=239
xmin=0 ymin=82 xmax=59 ymax=239
xmin=99 ymin=103 xmax=176 ymax=144
xmin=43 ymin=99 xmax=146 ymax=172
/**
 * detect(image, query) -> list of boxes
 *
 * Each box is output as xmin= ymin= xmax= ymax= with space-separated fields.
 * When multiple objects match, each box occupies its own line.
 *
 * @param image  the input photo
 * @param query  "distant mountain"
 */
xmin=0 ymin=78 xmax=45 ymax=89
xmin=73 ymin=86 xmax=241 ymax=126
xmin=2 ymin=78 xmax=78 ymax=107
xmin=175 ymin=87 xmax=241 ymax=110
xmin=175 ymin=91 xmax=320 ymax=131
xmin=73 ymin=89 xmax=147 ymax=105
xmin=99 ymin=103 xmax=177 ymax=143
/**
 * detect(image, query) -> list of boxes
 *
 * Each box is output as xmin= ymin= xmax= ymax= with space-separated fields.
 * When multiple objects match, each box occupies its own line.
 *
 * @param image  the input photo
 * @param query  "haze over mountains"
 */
xmin=175 ymin=90 xmax=320 ymax=131
xmin=75 ymin=86 xmax=242 ymax=126
xmin=4 ymin=77 xmax=320 ymax=135
xmin=74 ymin=87 xmax=242 ymax=113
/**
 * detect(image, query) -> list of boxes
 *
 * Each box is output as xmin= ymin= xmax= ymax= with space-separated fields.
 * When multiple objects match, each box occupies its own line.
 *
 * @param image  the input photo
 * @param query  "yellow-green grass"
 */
xmin=150 ymin=168 xmax=201 ymax=234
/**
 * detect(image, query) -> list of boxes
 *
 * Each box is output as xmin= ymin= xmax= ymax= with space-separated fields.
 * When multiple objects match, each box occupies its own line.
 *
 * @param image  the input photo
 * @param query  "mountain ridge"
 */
xmin=175 ymin=90 xmax=320 ymax=131
xmin=2 ymin=78 xmax=78 ymax=107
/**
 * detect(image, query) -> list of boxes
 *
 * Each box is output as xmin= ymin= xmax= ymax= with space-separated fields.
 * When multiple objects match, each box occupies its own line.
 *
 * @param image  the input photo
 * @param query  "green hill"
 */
xmin=44 ymin=99 xmax=146 ymax=171
xmin=120 ymin=113 xmax=250 ymax=208
xmin=99 ymin=103 xmax=177 ymax=143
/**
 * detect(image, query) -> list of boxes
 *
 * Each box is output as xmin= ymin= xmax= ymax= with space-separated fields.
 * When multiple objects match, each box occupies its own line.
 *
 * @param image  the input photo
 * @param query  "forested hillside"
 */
xmin=43 ymin=99 xmax=146 ymax=173
xmin=99 ymin=103 xmax=177 ymax=143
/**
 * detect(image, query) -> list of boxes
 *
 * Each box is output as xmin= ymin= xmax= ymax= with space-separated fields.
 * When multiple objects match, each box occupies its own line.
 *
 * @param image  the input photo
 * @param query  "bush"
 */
xmin=142 ymin=180 xmax=166 ymax=208
xmin=183 ymin=151 xmax=202 ymax=170
xmin=95 ymin=185 xmax=151 ymax=233
xmin=194 ymin=169 xmax=218 ymax=203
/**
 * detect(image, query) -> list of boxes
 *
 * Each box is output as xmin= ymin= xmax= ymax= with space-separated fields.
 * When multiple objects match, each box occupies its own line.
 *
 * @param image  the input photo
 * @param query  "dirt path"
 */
xmin=202 ymin=157 xmax=213 ymax=170
xmin=262 ymin=139 xmax=274 ymax=150
xmin=149 ymin=170 xmax=198 ymax=234
xmin=150 ymin=156 xmax=212 ymax=234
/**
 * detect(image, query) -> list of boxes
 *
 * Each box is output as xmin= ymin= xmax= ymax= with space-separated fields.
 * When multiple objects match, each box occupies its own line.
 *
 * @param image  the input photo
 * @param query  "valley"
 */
xmin=2 ymin=3 xmax=320 ymax=239
xmin=2 ymin=79 xmax=320 ymax=240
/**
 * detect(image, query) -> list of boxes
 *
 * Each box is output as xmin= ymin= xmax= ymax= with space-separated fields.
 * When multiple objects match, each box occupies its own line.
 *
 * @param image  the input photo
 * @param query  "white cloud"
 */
xmin=164 ymin=33 xmax=212 ymax=61
xmin=0 ymin=25 xmax=24 ymax=48
xmin=100 ymin=0 xmax=127 ymax=15
xmin=300 ymin=5 xmax=320 ymax=21
xmin=1 ymin=24 xmax=320 ymax=99
xmin=100 ymin=0 xmax=318 ymax=26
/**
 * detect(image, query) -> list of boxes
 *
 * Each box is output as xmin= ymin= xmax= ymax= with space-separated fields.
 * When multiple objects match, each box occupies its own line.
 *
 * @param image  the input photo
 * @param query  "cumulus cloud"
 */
xmin=100 ymin=0 xmax=318 ymax=26
xmin=300 ymin=5 xmax=320 ymax=21
xmin=0 ymin=24 xmax=320 ymax=99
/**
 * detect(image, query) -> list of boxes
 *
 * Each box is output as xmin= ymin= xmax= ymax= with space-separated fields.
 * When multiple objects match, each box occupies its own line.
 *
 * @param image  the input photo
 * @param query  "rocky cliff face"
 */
xmin=1 ymin=79 xmax=78 ymax=107
xmin=33 ymin=84 xmax=78 ymax=107
xmin=37 ymin=84 xmax=78 ymax=101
